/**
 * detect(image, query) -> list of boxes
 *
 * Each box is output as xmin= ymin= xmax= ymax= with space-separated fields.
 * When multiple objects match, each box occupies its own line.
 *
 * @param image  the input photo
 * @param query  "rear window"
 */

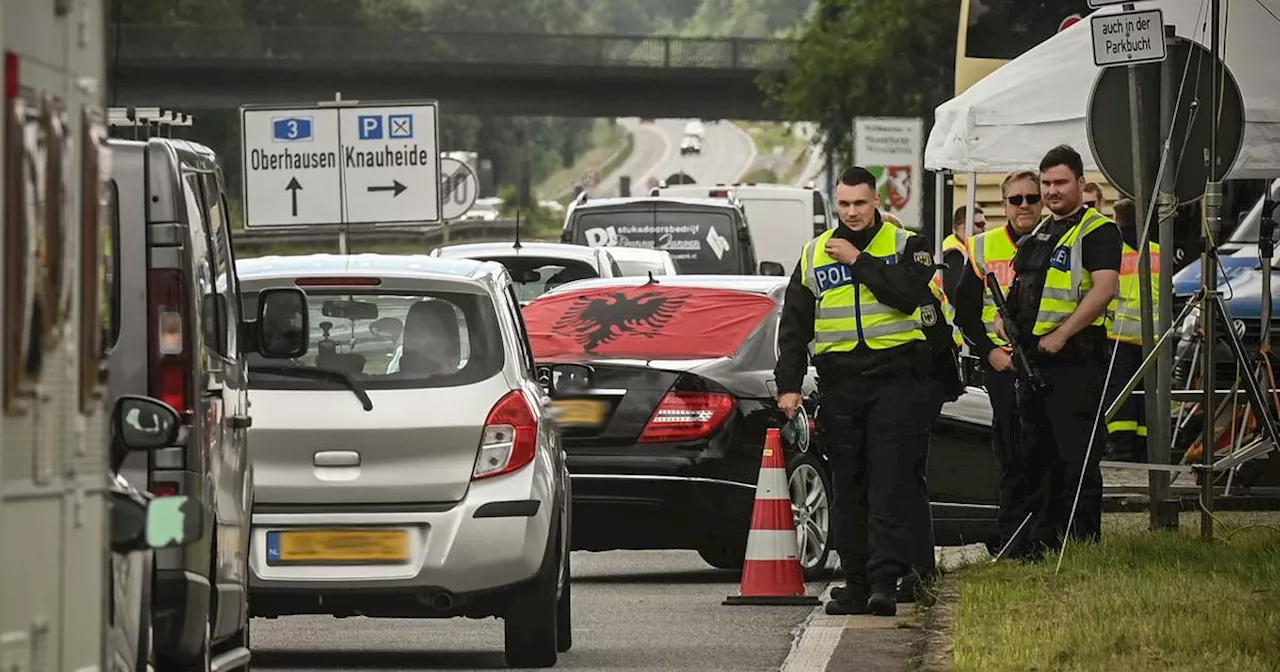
xmin=242 ymin=289 xmax=504 ymax=390
xmin=615 ymin=259 xmax=670 ymax=277
xmin=475 ymin=255 xmax=600 ymax=303
xmin=573 ymin=209 xmax=742 ymax=274
xmin=741 ymin=199 xmax=809 ymax=231
xmin=522 ymin=284 xmax=777 ymax=361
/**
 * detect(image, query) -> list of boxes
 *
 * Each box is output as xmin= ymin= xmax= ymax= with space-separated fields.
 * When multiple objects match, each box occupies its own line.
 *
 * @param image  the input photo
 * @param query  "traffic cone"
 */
xmin=723 ymin=428 xmax=821 ymax=606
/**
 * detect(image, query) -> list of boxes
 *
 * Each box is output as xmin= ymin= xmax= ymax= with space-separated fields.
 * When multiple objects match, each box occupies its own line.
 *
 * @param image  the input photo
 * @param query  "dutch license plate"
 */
xmin=551 ymin=399 xmax=608 ymax=426
xmin=265 ymin=529 xmax=410 ymax=566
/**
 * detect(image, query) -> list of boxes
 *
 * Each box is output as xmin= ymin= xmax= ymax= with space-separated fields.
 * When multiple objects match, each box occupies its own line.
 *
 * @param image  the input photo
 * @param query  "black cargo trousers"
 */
xmin=816 ymin=368 xmax=927 ymax=591
xmin=984 ymin=366 xmax=1037 ymax=558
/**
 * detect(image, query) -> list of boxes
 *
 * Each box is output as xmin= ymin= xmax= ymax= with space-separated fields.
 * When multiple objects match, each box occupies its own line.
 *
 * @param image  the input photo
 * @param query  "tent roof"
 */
xmin=924 ymin=0 xmax=1280 ymax=179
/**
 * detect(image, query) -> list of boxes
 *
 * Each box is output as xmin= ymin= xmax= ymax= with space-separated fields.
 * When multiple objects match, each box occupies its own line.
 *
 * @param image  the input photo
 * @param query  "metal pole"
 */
xmin=935 ymin=170 xmax=945 ymax=260
xmin=339 ymin=229 xmax=348 ymax=255
xmin=1200 ymin=0 xmax=1222 ymax=541
xmin=964 ymin=172 xmax=976 ymax=242
xmin=1148 ymin=24 xmax=1178 ymax=530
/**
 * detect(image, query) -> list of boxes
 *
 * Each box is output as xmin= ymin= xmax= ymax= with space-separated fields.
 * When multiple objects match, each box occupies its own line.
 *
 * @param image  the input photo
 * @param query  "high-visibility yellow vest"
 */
xmin=1106 ymin=241 xmax=1160 ymax=344
xmin=966 ymin=226 xmax=1021 ymax=348
xmin=929 ymin=273 xmax=964 ymax=348
xmin=800 ymin=223 xmax=926 ymax=355
xmin=1030 ymin=208 xmax=1115 ymax=336
xmin=942 ymin=233 xmax=966 ymax=258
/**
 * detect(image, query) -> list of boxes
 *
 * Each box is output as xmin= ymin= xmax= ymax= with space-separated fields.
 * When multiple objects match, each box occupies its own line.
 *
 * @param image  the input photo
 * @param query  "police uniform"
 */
xmin=775 ymin=211 xmax=935 ymax=615
xmin=952 ymin=223 xmax=1033 ymax=558
xmin=1006 ymin=206 xmax=1121 ymax=551
xmin=1102 ymin=236 xmax=1160 ymax=463
xmin=940 ymin=233 xmax=968 ymax=303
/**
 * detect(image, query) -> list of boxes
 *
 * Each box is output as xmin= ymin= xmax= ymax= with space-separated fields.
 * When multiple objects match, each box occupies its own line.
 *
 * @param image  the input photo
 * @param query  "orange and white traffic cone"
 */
xmin=724 ymin=428 xmax=821 ymax=606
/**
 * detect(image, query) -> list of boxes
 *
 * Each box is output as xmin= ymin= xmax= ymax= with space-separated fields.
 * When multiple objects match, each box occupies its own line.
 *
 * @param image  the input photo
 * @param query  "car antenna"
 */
xmin=513 ymin=209 xmax=523 ymax=250
xmin=646 ymin=270 xmax=659 ymax=284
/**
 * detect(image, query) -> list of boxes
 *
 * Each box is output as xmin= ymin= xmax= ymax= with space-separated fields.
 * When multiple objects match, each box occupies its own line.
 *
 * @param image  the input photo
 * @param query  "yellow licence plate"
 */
xmin=268 ymin=529 xmax=410 ymax=565
xmin=551 ymin=399 xmax=608 ymax=426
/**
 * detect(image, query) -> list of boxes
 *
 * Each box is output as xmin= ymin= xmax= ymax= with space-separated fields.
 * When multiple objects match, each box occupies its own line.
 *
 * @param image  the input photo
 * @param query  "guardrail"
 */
xmin=108 ymin=25 xmax=791 ymax=71
xmin=230 ymin=218 xmax=547 ymax=256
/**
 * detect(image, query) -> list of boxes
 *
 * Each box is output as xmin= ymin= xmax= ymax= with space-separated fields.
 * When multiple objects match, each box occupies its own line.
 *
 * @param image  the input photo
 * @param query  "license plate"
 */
xmin=551 ymin=399 xmax=608 ymax=426
xmin=265 ymin=529 xmax=410 ymax=566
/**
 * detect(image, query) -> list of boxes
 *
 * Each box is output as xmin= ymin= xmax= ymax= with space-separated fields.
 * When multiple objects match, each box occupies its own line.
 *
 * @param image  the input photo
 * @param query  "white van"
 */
xmin=652 ymin=183 xmax=833 ymax=275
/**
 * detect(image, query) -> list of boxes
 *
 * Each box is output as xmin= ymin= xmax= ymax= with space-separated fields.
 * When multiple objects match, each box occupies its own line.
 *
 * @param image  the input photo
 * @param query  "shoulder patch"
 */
xmin=912 ymin=250 xmax=933 ymax=266
xmin=921 ymin=304 xmax=938 ymax=326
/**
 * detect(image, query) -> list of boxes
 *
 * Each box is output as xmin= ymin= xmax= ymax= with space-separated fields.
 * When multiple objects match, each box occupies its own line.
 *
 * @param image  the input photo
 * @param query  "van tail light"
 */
xmin=147 ymin=268 xmax=191 ymax=418
xmin=150 ymin=482 xmax=179 ymax=497
xmin=638 ymin=391 xmax=735 ymax=444
xmin=473 ymin=390 xmax=538 ymax=480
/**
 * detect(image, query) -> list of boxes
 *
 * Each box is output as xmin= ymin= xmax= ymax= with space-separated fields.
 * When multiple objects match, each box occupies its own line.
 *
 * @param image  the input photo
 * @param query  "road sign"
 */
xmin=240 ymin=100 xmax=441 ymax=229
xmin=1091 ymin=8 xmax=1166 ymax=68
xmin=1059 ymin=14 xmax=1082 ymax=32
xmin=439 ymin=157 xmax=478 ymax=221
xmin=1087 ymin=0 xmax=1135 ymax=7
xmin=1087 ymin=36 xmax=1245 ymax=206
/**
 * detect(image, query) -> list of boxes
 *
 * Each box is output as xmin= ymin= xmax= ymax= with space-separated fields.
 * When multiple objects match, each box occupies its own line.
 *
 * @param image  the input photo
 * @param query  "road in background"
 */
xmin=636 ymin=119 xmax=756 ymax=190
xmin=250 ymin=550 xmax=825 ymax=671
xmin=594 ymin=118 xmax=670 ymax=197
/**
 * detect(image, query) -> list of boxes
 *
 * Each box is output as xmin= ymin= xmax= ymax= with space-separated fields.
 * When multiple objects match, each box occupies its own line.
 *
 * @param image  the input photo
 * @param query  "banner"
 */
xmin=853 ymin=117 xmax=924 ymax=232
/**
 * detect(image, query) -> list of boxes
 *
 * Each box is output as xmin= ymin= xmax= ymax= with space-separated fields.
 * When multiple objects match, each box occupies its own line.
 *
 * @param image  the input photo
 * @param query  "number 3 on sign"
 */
xmin=272 ymin=116 xmax=313 ymax=143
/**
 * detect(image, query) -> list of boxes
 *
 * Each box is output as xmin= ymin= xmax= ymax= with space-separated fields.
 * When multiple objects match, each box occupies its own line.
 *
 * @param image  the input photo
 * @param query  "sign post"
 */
xmin=852 ymin=117 xmax=923 ymax=232
xmin=240 ymin=95 xmax=442 ymax=252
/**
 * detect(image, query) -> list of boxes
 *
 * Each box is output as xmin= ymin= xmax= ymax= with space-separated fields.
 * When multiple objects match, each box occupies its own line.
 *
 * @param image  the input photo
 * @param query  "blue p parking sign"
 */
xmin=358 ymin=115 xmax=384 ymax=140
xmin=271 ymin=116 xmax=313 ymax=142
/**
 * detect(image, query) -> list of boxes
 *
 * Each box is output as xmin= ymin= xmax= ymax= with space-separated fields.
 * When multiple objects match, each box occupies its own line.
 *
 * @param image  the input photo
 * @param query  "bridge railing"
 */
xmin=109 ymin=25 xmax=791 ymax=70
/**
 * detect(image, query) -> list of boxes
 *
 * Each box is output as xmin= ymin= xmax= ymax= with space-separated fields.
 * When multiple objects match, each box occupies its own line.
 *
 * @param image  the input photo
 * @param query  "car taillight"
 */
xmin=150 ymin=482 xmax=179 ymax=497
xmin=473 ymin=390 xmax=538 ymax=480
xmin=638 ymin=391 xmax=735 ymax=444
xmin=147 ymin=268 xmax=190 ymax=418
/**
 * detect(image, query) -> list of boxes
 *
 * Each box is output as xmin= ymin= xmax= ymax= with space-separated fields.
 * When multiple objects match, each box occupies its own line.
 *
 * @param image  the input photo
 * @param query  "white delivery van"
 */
xmin=652 ymin=182 xmax=833 ymax=275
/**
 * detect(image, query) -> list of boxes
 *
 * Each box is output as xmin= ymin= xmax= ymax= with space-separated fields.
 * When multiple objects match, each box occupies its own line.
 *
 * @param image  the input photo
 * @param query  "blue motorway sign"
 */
xmin=272 ymin=116 xmax=313 ymax=142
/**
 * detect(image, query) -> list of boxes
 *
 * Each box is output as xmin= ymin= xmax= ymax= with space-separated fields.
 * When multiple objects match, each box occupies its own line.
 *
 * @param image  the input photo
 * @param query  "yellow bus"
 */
xmin=952 ymin=1 xmax=1109 ymax=227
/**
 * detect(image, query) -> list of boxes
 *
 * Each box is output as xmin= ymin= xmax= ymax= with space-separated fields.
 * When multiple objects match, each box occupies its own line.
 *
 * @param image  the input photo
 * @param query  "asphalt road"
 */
xmin=594 ymin=118 xmax=757 ymax=198
xmin=249 ymin=550 xmax=826 ymax=671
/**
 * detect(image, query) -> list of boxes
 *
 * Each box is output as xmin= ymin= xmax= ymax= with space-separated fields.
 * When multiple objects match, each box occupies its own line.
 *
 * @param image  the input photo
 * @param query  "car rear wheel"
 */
xmin=788 ymin=453 xmax=832 ymax=577
xmin=503 ymin=529 xmax=561 ymax=668
xmin=696 ymin=538 xmax=746 ymax=570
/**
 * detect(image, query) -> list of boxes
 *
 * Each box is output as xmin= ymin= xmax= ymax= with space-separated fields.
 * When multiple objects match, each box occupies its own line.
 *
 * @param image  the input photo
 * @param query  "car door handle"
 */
xmin=230 ymin=415 xmax=253 ymax=429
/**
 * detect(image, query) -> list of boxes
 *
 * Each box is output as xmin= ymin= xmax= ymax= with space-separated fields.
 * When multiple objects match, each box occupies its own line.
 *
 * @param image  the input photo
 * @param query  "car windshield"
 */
xmin=522 ymin=284 xmax=777 ymax=361
xmin=573 ymin=209 xmax=741 ymax=274
xmin=474 ymin=255 xmax=600 ymax=302
xmin=242 ymin=289 xmax=503 ymax=390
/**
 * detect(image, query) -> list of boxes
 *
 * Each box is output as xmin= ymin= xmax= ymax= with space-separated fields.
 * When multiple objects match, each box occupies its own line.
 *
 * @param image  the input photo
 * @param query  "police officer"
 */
xmin=941 ymin=206 xmax=986 ymax=302
xmin=775 ymin=166 xmax=935 ymax=616
xmin=952 ymin=170 xmax=1045 ymax=560
xmin=1001 ymin=145 xmax=1121 ymax=553
xmin=1102 ymin=198 xmax=1158 ymax=463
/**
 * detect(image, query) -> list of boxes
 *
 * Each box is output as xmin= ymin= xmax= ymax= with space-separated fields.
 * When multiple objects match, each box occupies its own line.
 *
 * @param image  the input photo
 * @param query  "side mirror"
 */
xmin=110 ymin=493 xmax=204 ymax=554
xmin=111 ymin=394 xmax=181 ymax=451
xmin=256 ymin=287 xmax=310 ymax=359
xmin=758 ymin=261 xmax=786 ymax=276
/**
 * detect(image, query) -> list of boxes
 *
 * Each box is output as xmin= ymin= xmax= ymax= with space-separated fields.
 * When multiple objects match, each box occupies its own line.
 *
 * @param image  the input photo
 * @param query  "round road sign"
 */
xmin=1059 ymin=14 xmax=1082 ymax=31
xmin=439 ymin=157 xmax=479 ymax=221
xmin=1087 ymin=35 xmax=1245 ymax=206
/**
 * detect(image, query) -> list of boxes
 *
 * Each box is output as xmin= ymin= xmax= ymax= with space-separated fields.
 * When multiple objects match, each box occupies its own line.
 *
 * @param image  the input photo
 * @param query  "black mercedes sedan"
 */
xmin=521 ymin=274 xmax=1000 ymax=575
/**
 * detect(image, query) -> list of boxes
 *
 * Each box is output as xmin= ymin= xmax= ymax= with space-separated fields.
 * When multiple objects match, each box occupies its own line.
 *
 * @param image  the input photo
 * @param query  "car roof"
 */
xmin=571 ymin=195 xmax=736 ymax=210
xmin=235 ymin=253 xmax=505 ymax=284
xmin=432 ymin=241 xmax=603 ymax=264
xmin=539 ymin=274 xmax=787 ymax=300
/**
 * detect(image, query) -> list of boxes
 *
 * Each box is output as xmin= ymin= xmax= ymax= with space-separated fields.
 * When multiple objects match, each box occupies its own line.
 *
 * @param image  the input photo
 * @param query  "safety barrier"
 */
xmin=229 ymin=218 xmax=545 ymax=256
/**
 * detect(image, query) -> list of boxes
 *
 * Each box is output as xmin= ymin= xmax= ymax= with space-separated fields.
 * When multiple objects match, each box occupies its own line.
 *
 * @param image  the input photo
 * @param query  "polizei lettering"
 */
xmin=251 ymin=147 xmax=337 ymax=171
xmin=1098 ymin=15 xmax=1155 ymax=57
xmin=344 ymin=143 xmax=434 ymax=169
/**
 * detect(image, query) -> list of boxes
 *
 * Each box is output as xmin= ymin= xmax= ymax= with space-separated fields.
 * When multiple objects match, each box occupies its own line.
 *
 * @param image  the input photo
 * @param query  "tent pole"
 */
xmin=935 ymin=170 xmax=946 ymax=259
xmin=964 ymin=172 xmax=977 ymax=240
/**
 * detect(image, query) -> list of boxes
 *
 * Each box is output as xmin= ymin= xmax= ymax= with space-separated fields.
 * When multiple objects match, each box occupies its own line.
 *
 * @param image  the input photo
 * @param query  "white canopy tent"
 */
xmin=924 ymin=0 xmax=1280 ymax=179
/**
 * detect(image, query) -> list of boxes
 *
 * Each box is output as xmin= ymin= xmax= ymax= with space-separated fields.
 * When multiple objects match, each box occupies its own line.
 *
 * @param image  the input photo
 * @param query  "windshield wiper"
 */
xmin=249 ymin=364 xmax=374 ymax=411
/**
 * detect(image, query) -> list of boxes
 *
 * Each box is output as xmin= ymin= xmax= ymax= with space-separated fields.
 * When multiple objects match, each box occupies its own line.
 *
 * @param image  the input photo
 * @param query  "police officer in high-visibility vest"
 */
xmin=940 ymin=206 xmax=986 ymax=302
xmin=1102 ymin=198 xmax=1158 ymax=463
xmin=951 ymin=170 xmax=1046 ymax=560
xmin=775 ymin=167 xmax=935 ymax=616
xmin=1000 ymin=145 xmax=1121 ymax=553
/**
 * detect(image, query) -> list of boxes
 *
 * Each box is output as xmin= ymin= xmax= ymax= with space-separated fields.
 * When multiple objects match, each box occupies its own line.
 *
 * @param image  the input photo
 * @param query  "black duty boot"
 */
xmin=866 ymin=581 xmax=897 ymax=616
xmin=824 ymin=584 xmax=870 ymax=615
xmin=897 ymin=574 xmax=936 ymax=605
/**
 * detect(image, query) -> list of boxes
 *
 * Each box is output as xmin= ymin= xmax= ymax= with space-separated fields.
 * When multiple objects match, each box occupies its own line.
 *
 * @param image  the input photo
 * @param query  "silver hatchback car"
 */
xmin=236 ymin=253 xmax=572 ymax=668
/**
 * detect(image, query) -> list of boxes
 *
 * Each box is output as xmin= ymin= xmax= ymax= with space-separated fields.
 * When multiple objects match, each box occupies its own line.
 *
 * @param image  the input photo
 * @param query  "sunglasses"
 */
xmin=1006 ymin=194 xmax=1041 ymax=206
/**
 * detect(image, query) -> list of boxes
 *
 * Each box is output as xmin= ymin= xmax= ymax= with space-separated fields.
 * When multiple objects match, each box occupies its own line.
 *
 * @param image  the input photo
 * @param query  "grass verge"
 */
xmin=734 ymin=120 xmax=809 ymax=158
xmin=937 ymin=512 xmax=1280 ymax=672
xmin=536 ymin=119 xmax=629 ymax=200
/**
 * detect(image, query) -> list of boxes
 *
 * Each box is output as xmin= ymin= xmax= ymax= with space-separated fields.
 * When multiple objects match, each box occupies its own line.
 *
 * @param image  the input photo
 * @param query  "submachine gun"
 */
xmin=985 ymin=272 xmax=1048 ymax=393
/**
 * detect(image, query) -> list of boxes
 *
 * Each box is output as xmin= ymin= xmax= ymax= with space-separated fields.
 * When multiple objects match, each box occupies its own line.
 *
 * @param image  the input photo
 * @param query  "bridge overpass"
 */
xmin=107 ymin=25 xmax=793 ymax=119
